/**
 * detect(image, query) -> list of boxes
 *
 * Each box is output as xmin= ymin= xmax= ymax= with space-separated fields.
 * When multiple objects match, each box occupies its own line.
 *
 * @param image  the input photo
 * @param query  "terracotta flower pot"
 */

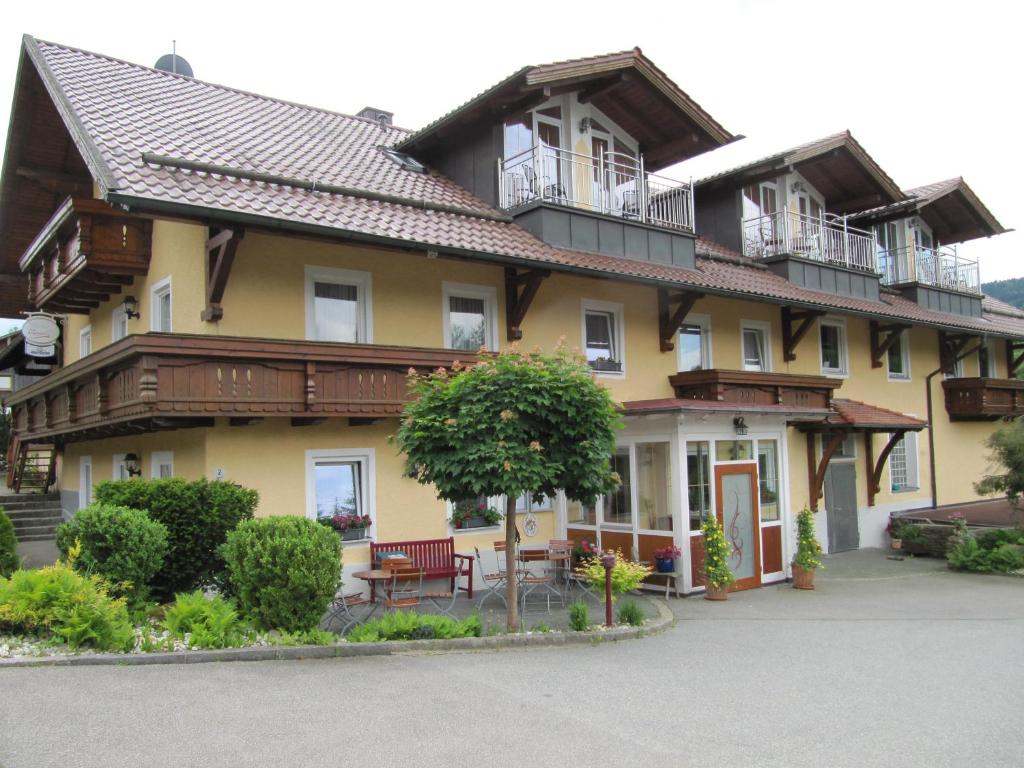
xmin=704 ymin=584 xmax=729 ymax=601
xmin=891 ymin=538 xmax=902 ymax=550
xmin=792 ymin=564 xmax=816 ymax=590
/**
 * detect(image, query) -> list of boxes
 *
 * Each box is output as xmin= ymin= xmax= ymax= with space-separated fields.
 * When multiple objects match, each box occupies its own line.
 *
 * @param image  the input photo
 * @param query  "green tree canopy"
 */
xmin=394 ymin=346 xmax=621 ymax=629
xmin=976 ymin=419 xmax=1024 ymax=511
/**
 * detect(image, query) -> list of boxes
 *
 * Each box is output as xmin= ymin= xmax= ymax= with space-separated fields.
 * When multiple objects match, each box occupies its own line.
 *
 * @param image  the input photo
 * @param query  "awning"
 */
xmin=804 ymin=398 xmax=928 ymax=432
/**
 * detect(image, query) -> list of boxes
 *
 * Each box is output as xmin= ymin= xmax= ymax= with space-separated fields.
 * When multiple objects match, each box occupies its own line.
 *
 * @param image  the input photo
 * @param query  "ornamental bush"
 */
xmin=222 ymin=516 xmax=341 ymax=632
xmin=161 ymin=591 xmax=250 ymax=649
xmin=576 ymin=550 xmax=652 ymax=602
xmin=346 ymin=612 xmax=482 ymax=642
xmin=701 ymin=516 xmax=735 ymax=589
xmin=0 ymin=562 xmax=134 ymax=651
xmin=94 ymin=478 xmax=258 ymax=597
xmin=567 ymin=600 xmax=589 ymax=631
xmin=793 ymin=507 xmax=824 ymax=571
xmin=0 ymin=508 xmax=19 ymax=578
xmin=55 ymin=503 xmax=168 ymax=604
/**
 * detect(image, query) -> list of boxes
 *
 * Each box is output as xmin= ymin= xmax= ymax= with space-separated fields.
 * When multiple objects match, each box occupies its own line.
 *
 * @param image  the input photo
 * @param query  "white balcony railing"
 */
xmin=742 ymin=210 xmax=877 ymax=272
xmin=878 ymin=245 xmax=981 ymax=294
xmin=498 ymin=145 xmax=695 ymax=232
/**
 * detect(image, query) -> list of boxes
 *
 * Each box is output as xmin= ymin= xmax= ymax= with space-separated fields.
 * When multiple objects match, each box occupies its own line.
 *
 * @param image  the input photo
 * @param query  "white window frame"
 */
xmin=111 ymin=306 xmax=129 ymax=342
xmin=79 ymin=456 xmax=93 ymax=509
xmin=887 ymin=329 xmax=912 ymax=382
xmin=79 ymin=325 xmax=92 ymax=359
xmin=818 ymin=316 xmax=849 ymax=377
xmin=305 ymin=448 xmax=376 ymax=542
xmin=889 ymin=431 xmax=920 ymax=492
xmin=112 ymin=453 xmax=130 ymax=481
xmin=740 ymin=320 xmax=772 ymax=372
xmin=677 ymin=312 xmax=712 ymax=372
xmin=150 ymin=451 xmax=174 ymax=479
xmin=304 ymin=266 xmax=373 ymax=343
xmin=979 ymin=339 xmax=998 ymax=378
xmin=150 ymin=276 xmax=172 ymax=333
xmin=581 ymin=299 xmax=625 ymax=377
xmin=441 ymin=282 xmax=499 ymax=352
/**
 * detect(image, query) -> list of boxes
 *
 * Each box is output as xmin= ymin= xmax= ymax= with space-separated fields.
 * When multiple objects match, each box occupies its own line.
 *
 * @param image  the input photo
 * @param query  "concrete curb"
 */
xmin=0 ymin=597 xmax=676 ymax=668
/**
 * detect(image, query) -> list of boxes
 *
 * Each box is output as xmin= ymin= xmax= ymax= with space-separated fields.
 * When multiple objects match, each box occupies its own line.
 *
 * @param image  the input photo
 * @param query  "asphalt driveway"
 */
xmin=2 ymin=549 xmax=1022 ymax=768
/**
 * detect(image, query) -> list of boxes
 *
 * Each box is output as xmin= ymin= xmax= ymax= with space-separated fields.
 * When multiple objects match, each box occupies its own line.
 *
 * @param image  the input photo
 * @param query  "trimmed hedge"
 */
xmin=223 ymin=516 xmax=341 ymax=632
xmin=94 ymin=478 xmax=258 ymax=596
xmin=0 ymin=508 xmax=19 ymax=578
xmin=55 ymin=503 xmax=168 ymax=603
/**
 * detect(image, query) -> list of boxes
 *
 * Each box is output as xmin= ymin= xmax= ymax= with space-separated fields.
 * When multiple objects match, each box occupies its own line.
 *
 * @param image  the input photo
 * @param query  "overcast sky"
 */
xmin=1 ymin=0 xmax=1020 ymax=334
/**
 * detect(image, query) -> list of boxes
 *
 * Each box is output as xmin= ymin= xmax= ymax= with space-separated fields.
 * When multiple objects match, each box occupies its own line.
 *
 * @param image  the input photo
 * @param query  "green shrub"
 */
xmin=616 ymin=599 xmax=645 ymax=627
xmin=989 ymin=543 xmax=1024 ymax=572
xmin=0 ymin=563 xmax=134 ymax=651
xmin=0 ymin=508 xmax=19 ymax=578
xmin=793 ymin=507 xmax=824 ymax=570
xmin=702 ymin=516 xmax=735 ymax=589
xmin=162 ymin=590 xmax=250 ymax=649
xmin=947 ymin=524 xmax=1024 ymax=573
xmin=947 ymin=535 xmax=991 ymax=572
xmin=95 ymin=478 xmax=258 ymax=596
xmin=576 ymin=551 xmax=652 ymax=602
xmin=56 ymin=503 xmax=168 ymax=603
xmin=270 ymin=627 xmax=338 ymax=646
xmin=346 ymin=612 xmax=482 ymax=643
xmin=568 ymin=600 xmax=589 ymax=631
xmin=223 ymin=516 xmax=340 ymax=632
xmin=974 ymin=527 xmax=1024 ymax=550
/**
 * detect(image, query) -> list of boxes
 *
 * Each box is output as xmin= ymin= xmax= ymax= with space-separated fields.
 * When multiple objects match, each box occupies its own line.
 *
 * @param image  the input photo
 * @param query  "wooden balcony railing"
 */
xmin=19 ymin=197 xmax=152 ymax=313
xmin=942 ymin=377 xmax=1024 ymax=421
xmin=5 ymin=334 xmax=473 ymax=443
xmin=668 ymin=369 xmax=839 ymax=410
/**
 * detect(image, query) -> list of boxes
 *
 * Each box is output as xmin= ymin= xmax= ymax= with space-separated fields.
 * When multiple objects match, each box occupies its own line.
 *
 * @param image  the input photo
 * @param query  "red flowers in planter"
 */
xmin=322 ymin=514 xmax=372 ymax=533
xmin=654 ymin=545 xmax=682 ymax=560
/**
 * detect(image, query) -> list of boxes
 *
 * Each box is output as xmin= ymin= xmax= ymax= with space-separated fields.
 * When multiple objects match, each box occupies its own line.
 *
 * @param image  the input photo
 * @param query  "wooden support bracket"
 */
xmin=867 ymin=430 xmax=908 ymax=507
xmin=782 ymin=307 xmax=825 ymax=363
xmin=808 ymin=429 xmax=847 ymax=511
xmin=505 ymin=267 xmax=550 ymax=341
xmin=938 ymin=331 xmax=974 ymax=374
xmin=1007 ymin=339 xmax=1024 ymax=378
xmin=658 ymin=288 xmax=704 ymax=352
xmin=869 ymin=321 xmax=911 ymax=368
xmin=201 ymin=226 xmax=245 ymax=322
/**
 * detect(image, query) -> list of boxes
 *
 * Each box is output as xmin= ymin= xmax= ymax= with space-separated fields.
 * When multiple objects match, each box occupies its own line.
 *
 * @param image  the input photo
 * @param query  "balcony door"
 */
xmin=742 ymin=182 xmax=779 ymax=256
xmin=535 ymin=106 xmax=563 ymax=201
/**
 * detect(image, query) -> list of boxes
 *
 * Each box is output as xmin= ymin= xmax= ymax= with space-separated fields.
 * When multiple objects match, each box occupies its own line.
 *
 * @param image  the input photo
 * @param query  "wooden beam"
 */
xmin=809 ymin=429 xmax=848 ymax=511
xmin=869 ymin=321 xmax=911 ymax=368
xmin=1007 ymin=339 xmax=1024 ymax=378
xmin=869 ymin=430 xmax=908 ymax=507
xmin=939 ymin=331 xmax=974 ymax=374
xmin=658 ymin=288 xmax=703 ymax=352
xmin=16 ymin=166 xmax=92 ymax=196
xmin=504 ymin=267 xmax=550 ymax=342
xmin=577 ymin=73 xmax=630 ymax=104
xmin=201 ymin=227 xmax=245 ymax=322
xmin=782 ymin=307 xmax=824 ymax=362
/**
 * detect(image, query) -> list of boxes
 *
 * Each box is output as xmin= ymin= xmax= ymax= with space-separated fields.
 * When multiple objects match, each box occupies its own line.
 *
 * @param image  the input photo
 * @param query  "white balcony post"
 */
xmin=638 ymin=155 xmax=647 ymax=225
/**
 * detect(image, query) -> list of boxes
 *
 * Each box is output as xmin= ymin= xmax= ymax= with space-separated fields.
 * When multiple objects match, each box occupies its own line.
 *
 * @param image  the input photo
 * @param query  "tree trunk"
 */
xmin=504 ymin=495 xmax=518 ymax=633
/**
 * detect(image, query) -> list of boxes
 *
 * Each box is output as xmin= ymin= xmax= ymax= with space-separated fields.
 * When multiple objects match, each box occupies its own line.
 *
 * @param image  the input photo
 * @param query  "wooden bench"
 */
xmin=370 ymin=537 xmax=474 ymax=600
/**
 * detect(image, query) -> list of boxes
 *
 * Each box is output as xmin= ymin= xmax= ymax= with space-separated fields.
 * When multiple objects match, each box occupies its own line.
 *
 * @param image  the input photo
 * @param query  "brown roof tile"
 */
xmin=827 ymin=399 xmax=927 ymax=430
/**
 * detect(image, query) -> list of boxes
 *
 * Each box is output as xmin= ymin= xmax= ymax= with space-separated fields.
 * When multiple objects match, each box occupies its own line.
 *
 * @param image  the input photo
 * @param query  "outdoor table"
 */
xmin=645 ymin=569 xmax=682 ymax=599
xmin=352 ymin=569 xmax=392 ymax=603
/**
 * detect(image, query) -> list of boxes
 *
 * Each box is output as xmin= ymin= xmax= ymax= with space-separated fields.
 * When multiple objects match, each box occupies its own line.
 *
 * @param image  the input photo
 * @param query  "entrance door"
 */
xmin=824 ymin=462 xmax=859 ymax=552
xmin=714 ymin=463 xmax=761 ymax=591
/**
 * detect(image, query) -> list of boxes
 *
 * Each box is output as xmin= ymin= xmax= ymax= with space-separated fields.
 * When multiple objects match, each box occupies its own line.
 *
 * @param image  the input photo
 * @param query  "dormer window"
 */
xmin=380 ymin=147 xmax=426 ymax=173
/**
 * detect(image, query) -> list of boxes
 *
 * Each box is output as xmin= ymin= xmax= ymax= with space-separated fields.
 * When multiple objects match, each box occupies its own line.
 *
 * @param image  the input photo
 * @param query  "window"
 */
xmin=151 ymin=277 xmax=172 ymax=332
xmin=678 ymin=314 xmax=711 ymax=372
xmin=150 ymin=451 xmax=174 ymax=479
xmin=819 ymin=318 xmax=848 ymax=376
xmin=943 ymin=353 xmax=965 ymax=379
xmin=979 ymin=340 xmax=998 ymax=378
xmin=442 ymin=283 xmax=497 ymax=352
xmin=306 ymin=449 xmax=375 ymax=533
xmin=582 ymin=300 xmax=624 ymax=374
xmin=79 ymin=456 xmax=93 ymax=509
xmin=820 ymin=432 xmax=857 ymax=460
xmin=566 ymin=497 xmax=596 ymax=526
xmin=112 ymin=306 xmax=129 ymax=342
xmin=516 ymin=493 xmax=554 ymax=514
xmin=758 ymin=440 xmax=780 ymax=522
xmin=79 ymin=326 xmax=92 ymax=359
xmin=716 ymin=440 xmax=753 ymax=462
xmin=605 ymin=446 xmax=632 ymax=525
xmin=636 ymin=442 xmax=672 ymax=531
xmin=304 ymin=266 xmax=372 ymax=343
xmin=687 ymin=441 xmax=711 ymax=532
xmin=889 ymin=432 xmax=919 ymax=492
xmin=887 ymin=330 xmax=911 ymax=380
xmin=741 ymin=321 xmax=771 ymax=372
xmin=112 ymin=453 xmax=130 ymax=481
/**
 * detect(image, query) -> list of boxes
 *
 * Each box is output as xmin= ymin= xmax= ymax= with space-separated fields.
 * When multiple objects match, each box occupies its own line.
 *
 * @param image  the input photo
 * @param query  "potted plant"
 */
xmin=653 ymin=544 xmax=682 ymax=573
xmin=450 ymin=499 xmax=502 ymax=529
xmin=792 ymin=507 xmax=823 ymax=589
xmin=885 ymin=517 xmax=903 ymax=550
xmin=571 ymin=537 xmax=599 ymax=567
xmin=320 ymin=513 xmax=372 ymax=541
xmin=589 ymin=356 xmax=622 ymax=373
xmin=701 ymin=516 xmax=734 ymax=600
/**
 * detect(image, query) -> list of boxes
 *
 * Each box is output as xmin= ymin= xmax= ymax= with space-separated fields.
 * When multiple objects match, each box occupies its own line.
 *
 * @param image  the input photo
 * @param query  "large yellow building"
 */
xmin=1 ymin=39 xmax=1020 ymax=594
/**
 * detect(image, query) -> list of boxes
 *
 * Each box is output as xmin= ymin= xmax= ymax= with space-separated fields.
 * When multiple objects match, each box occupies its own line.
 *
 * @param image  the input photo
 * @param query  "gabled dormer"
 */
xmin=398 ymin=48 xmax=734 ymax=267
xmin=694 ymin=132 xmax=904 ymax=301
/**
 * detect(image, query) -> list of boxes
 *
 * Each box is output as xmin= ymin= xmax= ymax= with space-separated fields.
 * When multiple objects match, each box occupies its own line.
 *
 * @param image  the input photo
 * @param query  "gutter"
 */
xmin=925 ymin=342 xmax=982 ymax=509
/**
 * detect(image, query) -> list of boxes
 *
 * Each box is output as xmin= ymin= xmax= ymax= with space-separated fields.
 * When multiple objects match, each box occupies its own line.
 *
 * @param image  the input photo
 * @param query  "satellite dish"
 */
xmin=154 ymin=53 xmax=194 ymax=77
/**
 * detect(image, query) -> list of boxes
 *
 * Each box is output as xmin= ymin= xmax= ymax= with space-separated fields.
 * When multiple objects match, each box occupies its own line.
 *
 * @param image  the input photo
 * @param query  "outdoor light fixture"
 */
xmin=123 ymin=453 xmax=142 ymax=477
xmin=121 ymin=296 xmax=141 ymax=320
xmin=733 ymin=416 xmax=748 ymax=436
xmin=579 ymin=117 xmax=592 ymax=133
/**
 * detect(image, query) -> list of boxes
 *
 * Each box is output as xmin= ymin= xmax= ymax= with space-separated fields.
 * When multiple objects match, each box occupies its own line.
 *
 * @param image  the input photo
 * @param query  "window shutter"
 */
xmin=905 ymin=432 xmax=919 ymax=488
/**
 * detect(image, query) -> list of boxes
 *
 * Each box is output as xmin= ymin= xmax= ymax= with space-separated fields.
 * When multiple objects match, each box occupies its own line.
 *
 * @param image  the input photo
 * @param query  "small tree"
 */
xmin=976 ymin=420 xmax=1024 ymax=524
xmin=394 ymin=347 xmax=621 ymax=631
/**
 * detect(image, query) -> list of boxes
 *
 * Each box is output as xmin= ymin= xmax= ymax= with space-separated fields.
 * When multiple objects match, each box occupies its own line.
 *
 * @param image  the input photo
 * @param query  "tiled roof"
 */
xmin=18 ymin=37 xmax=1024 ymax=341
xmin=850 ymin=177 xmax=1007 ymax=235
xmin=827 ymin=399 xmax=927 ymax=430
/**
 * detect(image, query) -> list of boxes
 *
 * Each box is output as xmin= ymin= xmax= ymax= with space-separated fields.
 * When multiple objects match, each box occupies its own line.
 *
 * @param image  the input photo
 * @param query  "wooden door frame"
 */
xmin=714 ymin=462 xmax=762 ymax=591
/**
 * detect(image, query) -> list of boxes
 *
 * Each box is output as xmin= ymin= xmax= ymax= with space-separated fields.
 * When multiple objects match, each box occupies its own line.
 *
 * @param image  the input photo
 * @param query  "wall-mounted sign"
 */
xmin=21 ymin=314 xmax=60 ymax=358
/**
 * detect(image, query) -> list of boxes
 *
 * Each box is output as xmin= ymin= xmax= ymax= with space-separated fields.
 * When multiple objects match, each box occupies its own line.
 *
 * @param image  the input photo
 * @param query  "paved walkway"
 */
xmin=2 ymin=549 xmax=1022 ymax=768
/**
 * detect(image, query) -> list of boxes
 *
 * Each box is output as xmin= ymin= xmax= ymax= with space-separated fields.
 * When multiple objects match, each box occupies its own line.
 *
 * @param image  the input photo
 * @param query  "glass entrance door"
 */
xmin=714 ymin=463 xmax=762 ymax=590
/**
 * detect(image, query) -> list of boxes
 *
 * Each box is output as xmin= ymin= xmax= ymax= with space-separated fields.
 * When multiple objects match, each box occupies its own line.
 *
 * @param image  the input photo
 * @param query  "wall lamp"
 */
xmin=733 ymin=416 xmax=749 ymax=436
xmin=123 ymin=453 xmax=143 ymax=477
xmin=121 ymin=295 xmax=141 ymax=320
xmin=579 ymin=117 xmax=592 ymax=133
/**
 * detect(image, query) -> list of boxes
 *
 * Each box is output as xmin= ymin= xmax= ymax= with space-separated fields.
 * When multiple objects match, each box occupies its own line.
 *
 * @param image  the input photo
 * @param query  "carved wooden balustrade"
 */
xmin=5 ymin=334 xmax=473 ymax=443
xmin=942 ymin=377 xmax=1024 ymax=421
xmin=667 ymin=369 xmax=839 ymax=410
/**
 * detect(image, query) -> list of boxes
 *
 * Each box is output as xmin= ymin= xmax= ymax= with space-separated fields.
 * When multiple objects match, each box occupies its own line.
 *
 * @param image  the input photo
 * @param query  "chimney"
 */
xmin=357 ymin=106 xmax=394 ymax=127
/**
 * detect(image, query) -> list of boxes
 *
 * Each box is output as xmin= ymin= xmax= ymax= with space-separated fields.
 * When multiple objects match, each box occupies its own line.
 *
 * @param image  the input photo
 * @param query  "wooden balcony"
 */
xmin=19 ymin=197 xmax=152 ymax=313
xmin=5 ymin=334 xmax=473 ymax=443
xmin=942 ymin=378 xmax=1024 ymax=421
xmin=668 ymin=369 xmax=839 ymax=410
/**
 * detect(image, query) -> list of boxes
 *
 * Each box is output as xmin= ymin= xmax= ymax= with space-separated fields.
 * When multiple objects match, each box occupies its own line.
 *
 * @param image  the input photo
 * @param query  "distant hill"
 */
xmin=982 ymin=278 xmax=1024 ymax=309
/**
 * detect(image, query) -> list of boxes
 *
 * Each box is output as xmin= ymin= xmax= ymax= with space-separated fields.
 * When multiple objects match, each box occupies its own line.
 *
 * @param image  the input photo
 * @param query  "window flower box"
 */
xmin=450 ymin=499 xmax=502 ymax=530
xmin=589 ymin=358 xmax=622 ymax=373
xmin=320 ymin=513 xmax=372 ymax=542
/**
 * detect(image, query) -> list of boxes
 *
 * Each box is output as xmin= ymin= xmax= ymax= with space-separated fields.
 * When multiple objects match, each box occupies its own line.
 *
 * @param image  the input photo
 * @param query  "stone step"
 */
xmin=11 ymin=515 xmax=64 ymax=530
xmin=14 ymin=523 xmax=59 ymax=540
xmin=16 ymin=532 xmax=58 ymax=543
xmin=3 ymin=506 xmax=65 ymax=519
xmin=0 ymin=499 xmax=63 ymax=512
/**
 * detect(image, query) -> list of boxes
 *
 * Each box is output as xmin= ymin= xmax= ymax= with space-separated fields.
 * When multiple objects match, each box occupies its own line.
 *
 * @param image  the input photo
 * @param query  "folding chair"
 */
xmin=383 ymin=558 xmax=424 ymax=610
xmin=424 ymin=556 xmax=469 ymax=617
xmin=474 ymin=545 xmax=508 ymax=610
xmin=322 ymin=589 xmax=376 ymax=635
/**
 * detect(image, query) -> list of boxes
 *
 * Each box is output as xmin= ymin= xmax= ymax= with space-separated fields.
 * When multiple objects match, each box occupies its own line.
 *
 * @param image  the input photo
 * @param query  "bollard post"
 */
xmin=601 ymin=551 xmax=616 ymax=627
